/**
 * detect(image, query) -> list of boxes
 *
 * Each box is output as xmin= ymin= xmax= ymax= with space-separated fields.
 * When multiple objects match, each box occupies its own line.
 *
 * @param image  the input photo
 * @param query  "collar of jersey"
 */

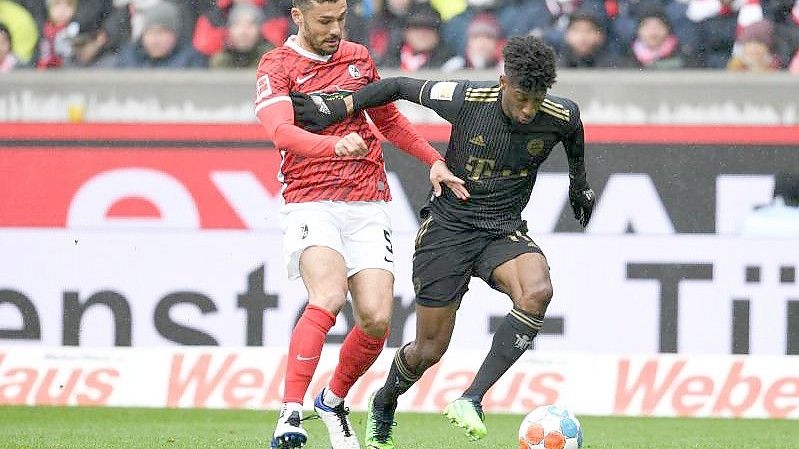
xmin=285 ymin=35 xmax=333 ymax=63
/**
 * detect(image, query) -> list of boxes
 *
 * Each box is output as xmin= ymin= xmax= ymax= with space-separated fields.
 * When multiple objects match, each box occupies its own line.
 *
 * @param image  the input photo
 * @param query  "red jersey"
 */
xmin=256 ymin=37 xmax=408 ymax=204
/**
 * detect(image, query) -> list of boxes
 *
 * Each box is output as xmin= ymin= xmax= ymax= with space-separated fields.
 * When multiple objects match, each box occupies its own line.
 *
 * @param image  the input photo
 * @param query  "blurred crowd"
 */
xmin=1 ymin=0 xmax=798 ymax=73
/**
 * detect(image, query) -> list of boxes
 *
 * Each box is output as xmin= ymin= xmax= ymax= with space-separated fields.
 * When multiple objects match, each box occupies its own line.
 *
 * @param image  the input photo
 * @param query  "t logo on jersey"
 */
xmin=527 ymin=139 xmax=545 ymax=156
xmin=465 ymin=156 xmax=495 ymax=181
xmin=348 ymin=64 xmax=361 ymax=78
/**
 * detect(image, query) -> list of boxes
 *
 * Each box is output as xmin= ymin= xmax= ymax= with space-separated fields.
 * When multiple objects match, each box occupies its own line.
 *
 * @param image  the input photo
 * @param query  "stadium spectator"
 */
xmin=37 ymin=0 xmax=81 ymax=69
xmin=602 ymin=0 xmax=689 ymax=54
xmin=739 ymin=173 xmax=799 ymax=237
xmin=0 ymin=0 xmax=38 ymax=64
xmin=24 ymin=0 xmax=132 ymax=67
xmin=764 ymin=0 xmax=799 ymax=67
xmin=122 ymin=0 xmax=197 ymax=45
xmin=557 ymin=11 xmax=613 ymax=68
xmin=369 ymin=0 xmax=414 ymax=66
xmin=727 ymin=19 xmax=781 ymax=71
xmin=65 ymin=4 xmax=132 ymax=68
xmin=622 ymin=6 xmax=686 ymax=69
xmin=209 ymin=3 xmax=273 ymax=68
xmin=382 ymin=3 xmax=454 ymax=71
xmin=442 ymin=0 xmax=502 ymax=57
xmin=26 ymin=0 xmax=116 ymax=39
xmin=192 ymin=0 xmax=290 ymax=58
xmin=442 ymin=12 xmax=503 ymax=72
xmin=539 ymin=0 xmax=608 ymax=51
xmin=687 ymin=0 xmax=739 ymax=67
xmin=117 ymin=1 xmax=207 ymax=68
xmin=0 ymin=23 xmax=19 ymax=72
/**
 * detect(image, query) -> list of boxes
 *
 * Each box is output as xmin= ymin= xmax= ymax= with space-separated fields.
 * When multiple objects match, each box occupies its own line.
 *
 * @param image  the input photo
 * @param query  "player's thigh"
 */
xmin=280 ymin=201 xmax=347 ymax=282
xmin=476 ymin=231 xmax=551 ymax=311
xmin=342 ymin=201 xmax=395 ymax=279
xmin=491 ymin=253 xmax=551 ymax=306
xmin=348 ymin=268 xmax=394 ymax=337
xmin=412 ymin=218 xmax=483 ymax=308
xmin=299 ymin=246 xmax=349 ymax=313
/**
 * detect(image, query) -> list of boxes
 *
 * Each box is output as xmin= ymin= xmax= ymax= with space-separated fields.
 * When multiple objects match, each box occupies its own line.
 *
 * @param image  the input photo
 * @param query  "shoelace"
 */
xmin=373 ymin=405 xmax=396 ymax=444
xmin=333 ymin=405 xmax=352 ymax=437
xmin=299 ymin=414 xmax=319 ymax=422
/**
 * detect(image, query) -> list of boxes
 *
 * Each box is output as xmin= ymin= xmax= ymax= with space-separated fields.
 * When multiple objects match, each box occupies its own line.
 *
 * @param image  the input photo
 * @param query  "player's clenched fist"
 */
xmin=334 ymin=132 xmax=368 ymax=157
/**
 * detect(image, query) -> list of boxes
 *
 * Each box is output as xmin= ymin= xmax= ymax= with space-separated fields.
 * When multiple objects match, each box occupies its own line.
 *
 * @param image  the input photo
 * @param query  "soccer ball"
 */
xmin=518 ymin=405 xmax=583 ymax=449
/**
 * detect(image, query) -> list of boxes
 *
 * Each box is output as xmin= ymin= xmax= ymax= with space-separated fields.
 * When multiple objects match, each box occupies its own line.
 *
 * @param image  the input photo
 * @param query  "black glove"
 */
xmin=290 ymin=91 xmax=347 ymax=132
xmin=569 ymin=179 xmax=595 ymax=227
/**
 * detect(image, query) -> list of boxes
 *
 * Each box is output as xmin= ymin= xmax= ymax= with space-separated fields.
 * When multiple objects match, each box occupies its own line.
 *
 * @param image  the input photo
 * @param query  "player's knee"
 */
xmin=417 ymin=339 xmax=447 ymax=366
xmin=517 ymin=281 xmax=553 ymax=315
xmin=308 ymin=288 xmax=348 ymax=313
xmin=359 ymin=313 xmax=390 ymax=338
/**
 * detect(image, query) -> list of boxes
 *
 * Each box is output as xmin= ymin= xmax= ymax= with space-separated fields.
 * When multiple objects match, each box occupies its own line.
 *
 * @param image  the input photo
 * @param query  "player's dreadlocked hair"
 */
xmin=502 ymin=35 xmax=557 ymax=92
xmin=293 ymin=0 xmax=338 ymax=9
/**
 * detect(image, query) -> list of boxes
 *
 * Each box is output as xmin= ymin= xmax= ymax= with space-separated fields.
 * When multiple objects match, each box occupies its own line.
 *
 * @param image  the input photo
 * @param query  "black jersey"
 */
xmin=415 ymin=80 xmax=584 ymax=235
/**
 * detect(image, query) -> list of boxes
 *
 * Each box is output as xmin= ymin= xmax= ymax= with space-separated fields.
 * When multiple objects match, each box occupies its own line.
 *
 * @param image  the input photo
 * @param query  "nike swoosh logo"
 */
xmin=296 ymin=355 xmax=320 ymax=361
xmin=296 ymin=73 xmax=315 ymax=84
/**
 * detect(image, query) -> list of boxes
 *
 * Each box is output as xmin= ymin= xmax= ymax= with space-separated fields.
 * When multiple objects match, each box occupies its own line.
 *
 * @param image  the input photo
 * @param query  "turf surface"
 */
xmin=0 ymin=406 xmax=797 ymax=449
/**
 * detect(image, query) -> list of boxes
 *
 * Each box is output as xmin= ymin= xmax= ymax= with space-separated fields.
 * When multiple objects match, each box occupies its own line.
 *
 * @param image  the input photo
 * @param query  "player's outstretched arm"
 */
xmin=291 ymin=77 xmax=427 ymax=132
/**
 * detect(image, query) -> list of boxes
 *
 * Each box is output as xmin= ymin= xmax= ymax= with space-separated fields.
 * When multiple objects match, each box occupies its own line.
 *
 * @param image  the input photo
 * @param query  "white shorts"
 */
xmin=280 ymin=200 xmax=394 ymax=280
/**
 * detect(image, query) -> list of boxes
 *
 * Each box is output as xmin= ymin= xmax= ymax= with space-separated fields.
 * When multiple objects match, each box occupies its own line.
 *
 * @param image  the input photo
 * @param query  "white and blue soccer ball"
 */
xmin=518 ymin=405 xmax=583 ymax=449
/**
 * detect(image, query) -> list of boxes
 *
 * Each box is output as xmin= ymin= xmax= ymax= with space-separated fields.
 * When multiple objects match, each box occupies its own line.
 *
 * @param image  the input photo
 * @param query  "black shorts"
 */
xmin=412 ymin=216 xmax=545 ymax=308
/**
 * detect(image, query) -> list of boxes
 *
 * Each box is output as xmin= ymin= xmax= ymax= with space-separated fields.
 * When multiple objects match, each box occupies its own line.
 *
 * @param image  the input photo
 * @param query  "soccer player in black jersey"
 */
xmin=291 ymin=35 xmax=595 ymax=449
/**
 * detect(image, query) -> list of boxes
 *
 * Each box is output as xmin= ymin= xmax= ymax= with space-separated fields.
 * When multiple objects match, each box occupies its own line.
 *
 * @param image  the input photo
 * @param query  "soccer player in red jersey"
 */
xmin=254 ymin=1 xmax=469 ymax=448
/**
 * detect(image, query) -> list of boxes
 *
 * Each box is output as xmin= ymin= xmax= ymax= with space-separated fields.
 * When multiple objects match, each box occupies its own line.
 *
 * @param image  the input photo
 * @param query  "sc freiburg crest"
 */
xmin=348 ymin=64 xmax=361 ymax=79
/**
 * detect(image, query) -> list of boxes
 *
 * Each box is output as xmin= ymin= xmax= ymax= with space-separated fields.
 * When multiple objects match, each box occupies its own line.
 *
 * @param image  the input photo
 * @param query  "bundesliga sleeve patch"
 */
xmin=429 ymin=82 xmax=458 ymax=101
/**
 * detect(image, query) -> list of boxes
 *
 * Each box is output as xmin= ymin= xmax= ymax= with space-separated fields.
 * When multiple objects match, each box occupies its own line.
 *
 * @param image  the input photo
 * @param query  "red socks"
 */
xmin=283 ymin=304 xmax=336 ymax=404
xmin=329 ymin=325 xmax=388 ymax=398
xmin=283 ymin=304 xmax=389 ymax=403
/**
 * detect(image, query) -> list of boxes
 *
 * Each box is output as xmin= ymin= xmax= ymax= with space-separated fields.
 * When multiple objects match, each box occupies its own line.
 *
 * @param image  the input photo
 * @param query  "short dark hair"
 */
xmin=568 ymin=11 xmax=603 ymax=31
xmin=292 ymin=0 xmax=339 ymax=10
xmin=502 ymin=35 xmax=557 ymax=92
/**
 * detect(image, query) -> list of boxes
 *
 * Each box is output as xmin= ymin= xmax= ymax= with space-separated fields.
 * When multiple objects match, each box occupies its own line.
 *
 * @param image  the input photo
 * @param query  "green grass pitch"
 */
xmin=1 ymin=406 xmax=797 ymax=449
